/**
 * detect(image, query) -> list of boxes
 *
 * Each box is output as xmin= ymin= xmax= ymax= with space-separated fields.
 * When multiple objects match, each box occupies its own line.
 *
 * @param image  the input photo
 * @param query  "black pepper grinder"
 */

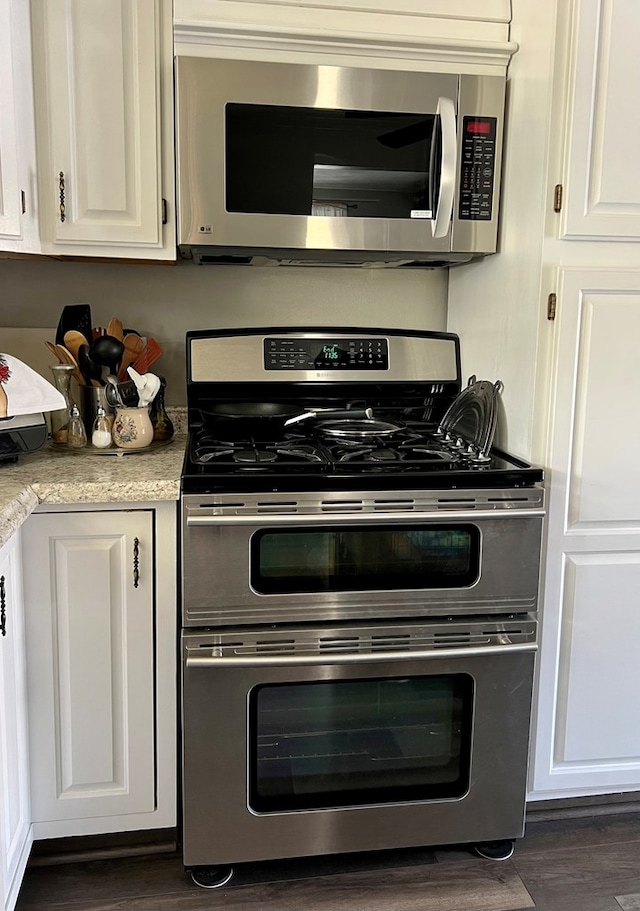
xmin=150 ymin=377 xmax=174 ymax=442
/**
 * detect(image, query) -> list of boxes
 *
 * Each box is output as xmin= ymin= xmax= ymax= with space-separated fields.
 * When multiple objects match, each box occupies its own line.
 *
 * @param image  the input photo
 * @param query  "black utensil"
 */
xmin=77 ymin=344 xmax=104 ymax=387
xmin=90 ymin=334 xmax=125 ymax=375
xmin=55 ymin=304 xmax=92 ymax=346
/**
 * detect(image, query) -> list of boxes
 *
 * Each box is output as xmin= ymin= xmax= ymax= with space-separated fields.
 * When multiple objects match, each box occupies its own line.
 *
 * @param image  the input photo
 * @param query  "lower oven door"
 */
xmin=181 ymin=618 xmax=537 ymax=867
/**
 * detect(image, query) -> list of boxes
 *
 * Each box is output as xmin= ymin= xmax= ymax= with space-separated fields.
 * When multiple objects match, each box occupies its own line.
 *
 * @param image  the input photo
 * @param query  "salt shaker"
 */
xmin=91 ymin=404 xmax=112 ymax=449
xmin=67 ymin=404 xmax=87 ymax=449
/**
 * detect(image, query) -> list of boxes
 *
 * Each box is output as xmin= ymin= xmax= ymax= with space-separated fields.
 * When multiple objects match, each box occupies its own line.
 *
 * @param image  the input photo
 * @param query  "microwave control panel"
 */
xmin=458 ymin=116 xmax=497 ymax=221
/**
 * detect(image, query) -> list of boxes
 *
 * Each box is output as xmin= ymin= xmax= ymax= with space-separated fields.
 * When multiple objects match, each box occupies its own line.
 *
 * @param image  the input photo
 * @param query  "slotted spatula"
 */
xmin=132 ymin=338 xmax=162 ymax=374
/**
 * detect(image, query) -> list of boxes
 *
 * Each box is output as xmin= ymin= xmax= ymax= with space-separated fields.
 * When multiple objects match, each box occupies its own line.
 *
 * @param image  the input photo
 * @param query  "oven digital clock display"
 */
xmin=264 ymin=338 xmax=389 ymax=370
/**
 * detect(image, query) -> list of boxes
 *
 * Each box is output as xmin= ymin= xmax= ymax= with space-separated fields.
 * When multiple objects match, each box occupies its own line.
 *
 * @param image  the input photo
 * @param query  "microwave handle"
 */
xmin=432 ymin=96 xmax=457 ymax=239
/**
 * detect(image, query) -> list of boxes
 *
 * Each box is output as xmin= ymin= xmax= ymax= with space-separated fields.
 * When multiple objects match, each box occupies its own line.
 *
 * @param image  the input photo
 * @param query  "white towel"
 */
xmin=0 ymin=353 xmax=66 ymax=418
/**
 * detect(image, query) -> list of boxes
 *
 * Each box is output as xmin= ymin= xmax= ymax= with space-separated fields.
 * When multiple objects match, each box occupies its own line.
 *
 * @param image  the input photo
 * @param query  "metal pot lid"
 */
xmin=437 ymin=376 xmax=503 ymax=460
xmin=318 ymin=418 xmax=403 ymax=438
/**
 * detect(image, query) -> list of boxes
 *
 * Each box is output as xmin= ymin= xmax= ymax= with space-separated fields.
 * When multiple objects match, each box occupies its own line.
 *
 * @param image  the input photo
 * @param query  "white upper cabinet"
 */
xmin=31 ymin=0 xmax=176 ymax=260
xmin=174 ymin=0 xmax=515 ymax=73
xmin=561 ymin=0 xmax=640 ymax=240
xmin=0 ymin=0 xmax=40 ymax=254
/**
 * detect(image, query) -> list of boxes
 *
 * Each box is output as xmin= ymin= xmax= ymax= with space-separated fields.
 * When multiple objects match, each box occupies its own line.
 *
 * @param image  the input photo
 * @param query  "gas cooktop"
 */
xmin=182 ymin=419 xmax=541 ymax=493
xmin=181 ymin=328 xmax=543 ymax=494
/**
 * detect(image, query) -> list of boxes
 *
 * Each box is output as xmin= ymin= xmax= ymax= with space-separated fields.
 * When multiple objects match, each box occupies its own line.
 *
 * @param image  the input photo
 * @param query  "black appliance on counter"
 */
xmin=179 ymin=327 xmax=544 ymax=888
xmin=0 ymin=413 xmax=48 ymax=463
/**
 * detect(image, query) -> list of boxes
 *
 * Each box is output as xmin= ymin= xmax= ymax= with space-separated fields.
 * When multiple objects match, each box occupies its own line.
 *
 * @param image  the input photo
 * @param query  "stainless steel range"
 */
xmin=179 ymin=328 xmax=544 ymax=888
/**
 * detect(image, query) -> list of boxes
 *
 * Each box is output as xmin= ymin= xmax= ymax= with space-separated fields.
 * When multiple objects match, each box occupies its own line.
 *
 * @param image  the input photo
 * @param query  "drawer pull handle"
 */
xmin=133 ymin=537 xmax=140 ymax=588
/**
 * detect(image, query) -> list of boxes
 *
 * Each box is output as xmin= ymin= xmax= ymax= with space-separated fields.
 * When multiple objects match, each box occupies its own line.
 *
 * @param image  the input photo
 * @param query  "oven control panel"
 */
xmin=264 ymin=337 xmax=389 ymax=371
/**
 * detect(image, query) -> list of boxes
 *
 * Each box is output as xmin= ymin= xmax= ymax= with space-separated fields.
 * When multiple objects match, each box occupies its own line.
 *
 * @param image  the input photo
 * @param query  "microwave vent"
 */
xmin=181 ymin=246 xmax=473 ymax=269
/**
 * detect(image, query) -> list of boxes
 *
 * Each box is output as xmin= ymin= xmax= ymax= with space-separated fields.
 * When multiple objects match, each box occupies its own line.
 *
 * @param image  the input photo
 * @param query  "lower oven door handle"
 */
xmin=186 ymin=509 xmax=543 ymax=526
xmin=186 ymin=642 xmax=537 ymax=668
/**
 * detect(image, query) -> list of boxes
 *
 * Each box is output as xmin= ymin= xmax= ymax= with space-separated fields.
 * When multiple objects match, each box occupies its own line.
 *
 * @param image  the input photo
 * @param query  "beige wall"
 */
xmin=0 ymin=257 xmax=448 ymax=403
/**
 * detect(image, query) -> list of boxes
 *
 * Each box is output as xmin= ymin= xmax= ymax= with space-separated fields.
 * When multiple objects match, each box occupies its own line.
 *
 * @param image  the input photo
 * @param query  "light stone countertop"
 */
xmin=0 ymin=432 xmax=186 ymax=549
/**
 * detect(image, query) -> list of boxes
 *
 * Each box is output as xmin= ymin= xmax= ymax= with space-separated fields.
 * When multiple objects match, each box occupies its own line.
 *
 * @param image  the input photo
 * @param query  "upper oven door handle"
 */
xmin=186 ymin=642 xmax=537 ymax=668
xmin=186 ymin=508 xmax=543 ymax=526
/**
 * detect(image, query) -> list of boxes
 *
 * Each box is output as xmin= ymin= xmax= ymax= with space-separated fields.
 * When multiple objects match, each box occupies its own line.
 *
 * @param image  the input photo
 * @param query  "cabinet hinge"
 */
xmin=161 ymin=198 xmax=168 ymax=225
xmin=553 ymin=184 xmax=563 ymax=213
xmin=547 ymin=293 xmax=557 ymax=321
xmin=20 ymin=189 xmax=26 ymax=215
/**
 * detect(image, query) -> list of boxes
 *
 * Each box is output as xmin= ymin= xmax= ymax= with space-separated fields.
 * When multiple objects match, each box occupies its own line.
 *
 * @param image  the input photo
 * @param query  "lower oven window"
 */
xmin=249 ymin=674 xmax=473 ymax=812
xmin=252 ymin=525 xmax=480 ymax=594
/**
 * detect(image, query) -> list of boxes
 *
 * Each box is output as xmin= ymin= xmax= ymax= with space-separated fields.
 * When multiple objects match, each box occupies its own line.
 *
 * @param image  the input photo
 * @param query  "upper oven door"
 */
xmin=175 ymin=57 xmax=505 ymax=259
xmin=181 ymin=496 xmax=543 ymax=627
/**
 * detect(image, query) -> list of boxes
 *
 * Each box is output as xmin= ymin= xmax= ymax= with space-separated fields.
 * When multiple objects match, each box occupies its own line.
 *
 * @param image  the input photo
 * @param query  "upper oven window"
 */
xmin=252 ymin=525 xmax=480 ymax=594
xmin=225 ymin=104 xmax=437 ymax=220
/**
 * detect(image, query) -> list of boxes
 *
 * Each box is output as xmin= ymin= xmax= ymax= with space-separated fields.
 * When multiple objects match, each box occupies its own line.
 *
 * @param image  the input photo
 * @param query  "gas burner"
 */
xmin=234 ymin=450 xmax=278 ymax=464
xmin=366 ymin=449 xmax=399 ymax=462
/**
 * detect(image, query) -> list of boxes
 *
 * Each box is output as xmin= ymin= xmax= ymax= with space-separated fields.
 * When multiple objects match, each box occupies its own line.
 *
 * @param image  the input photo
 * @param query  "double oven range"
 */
xmin=180 ymin=328 xmax=544 ymax=886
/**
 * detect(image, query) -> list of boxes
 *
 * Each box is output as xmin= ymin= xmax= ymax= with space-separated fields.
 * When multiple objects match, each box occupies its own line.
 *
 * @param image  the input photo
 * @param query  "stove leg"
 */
xmin=190 ymin=866 xmax=234 ymax=888
xmin=472 ymin=839 xmax=515 ymax=861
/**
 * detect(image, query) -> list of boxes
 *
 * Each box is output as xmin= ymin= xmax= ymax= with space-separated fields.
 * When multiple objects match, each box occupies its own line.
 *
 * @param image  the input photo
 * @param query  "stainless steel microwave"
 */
xmin=175 ymin=57 xmax=506 ymax=267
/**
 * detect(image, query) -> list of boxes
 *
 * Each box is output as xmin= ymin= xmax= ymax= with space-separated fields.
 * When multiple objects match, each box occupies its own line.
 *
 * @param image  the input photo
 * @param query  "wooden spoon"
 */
xmin=55 ymin=343 xmax=85 ymax=385
xmin=117 ymin=333 xmax=144 ymax=381
xmin=63 ymin=329 xmax=90 ymax=364
xmin=107 ymin=317 xmax=124 ymax=341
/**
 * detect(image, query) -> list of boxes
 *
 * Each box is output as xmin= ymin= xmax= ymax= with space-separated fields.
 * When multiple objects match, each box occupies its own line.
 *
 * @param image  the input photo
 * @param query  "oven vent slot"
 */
xmin=199 ymin=501 xmax=247 ymax=510
xmin=256 ymin=501 xmax=299 ymax=513
xmin=373 ymin=499 xmax=416 ymax=511
xmin=255 ymin=639 xmax=296 ymax=653
xmin=319 ymin=637 xmax=360 ymax=650
xmin=371 ymin=634 xmax=412 ymax=649
xmin=320 ymin=500 xmax=364 ymax=511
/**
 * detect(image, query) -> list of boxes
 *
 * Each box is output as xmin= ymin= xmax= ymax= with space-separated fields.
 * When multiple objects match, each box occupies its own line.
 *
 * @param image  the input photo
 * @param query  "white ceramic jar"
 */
xmin=111 ymin=405 xmax=153 ymax=449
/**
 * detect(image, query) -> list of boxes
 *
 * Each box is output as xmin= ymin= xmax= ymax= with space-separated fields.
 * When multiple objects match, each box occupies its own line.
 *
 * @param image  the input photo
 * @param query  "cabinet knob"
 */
xmin=0 ymin=575 xmax=6 ymax=636
xmin=133 ymin=538 xmax=140 ymax=589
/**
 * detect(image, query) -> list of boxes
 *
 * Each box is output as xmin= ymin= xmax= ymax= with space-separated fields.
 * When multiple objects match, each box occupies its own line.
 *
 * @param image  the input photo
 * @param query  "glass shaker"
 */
xmin=91 ymin=404 xmax=113 ymax=449
xmin=67 ymin=403 xmax=87 ymax=449
xmin=49 ymin=364 xmax=75 ymax=444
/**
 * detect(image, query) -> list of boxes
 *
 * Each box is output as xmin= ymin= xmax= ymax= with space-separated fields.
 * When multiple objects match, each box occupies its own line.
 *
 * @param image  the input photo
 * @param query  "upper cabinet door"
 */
xmin=561 ymin=0 xmax=640 ymax=240
xmin=0 ymin=0 xmax=40 ymax=253
xmin=31 ymin=0 xmax=176 ymax=260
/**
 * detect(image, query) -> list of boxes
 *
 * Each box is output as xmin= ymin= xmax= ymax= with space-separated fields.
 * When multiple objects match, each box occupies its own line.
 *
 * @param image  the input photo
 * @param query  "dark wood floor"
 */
xmin=16 ymin=811 xmax=640 ymax=911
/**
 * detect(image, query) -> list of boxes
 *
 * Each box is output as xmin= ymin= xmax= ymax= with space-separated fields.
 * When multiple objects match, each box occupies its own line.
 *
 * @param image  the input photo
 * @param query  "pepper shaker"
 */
xmin=67 ymin=403 xmax=87 ymax=449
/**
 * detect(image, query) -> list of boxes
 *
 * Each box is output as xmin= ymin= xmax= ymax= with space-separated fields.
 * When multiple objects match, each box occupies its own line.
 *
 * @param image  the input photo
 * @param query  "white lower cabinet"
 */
xmin=0 ymin=530 xmax=32 ymax=911
xmin=21 ymin=504 xmax=177 ymax=838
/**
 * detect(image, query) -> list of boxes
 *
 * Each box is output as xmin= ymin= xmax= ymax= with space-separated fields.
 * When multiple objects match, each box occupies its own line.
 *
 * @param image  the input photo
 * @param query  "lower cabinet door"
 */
xmin=22 ymin=510 xmax=155 ymax=826
xmin=0 ymin=530 xmax=32 ymax=911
